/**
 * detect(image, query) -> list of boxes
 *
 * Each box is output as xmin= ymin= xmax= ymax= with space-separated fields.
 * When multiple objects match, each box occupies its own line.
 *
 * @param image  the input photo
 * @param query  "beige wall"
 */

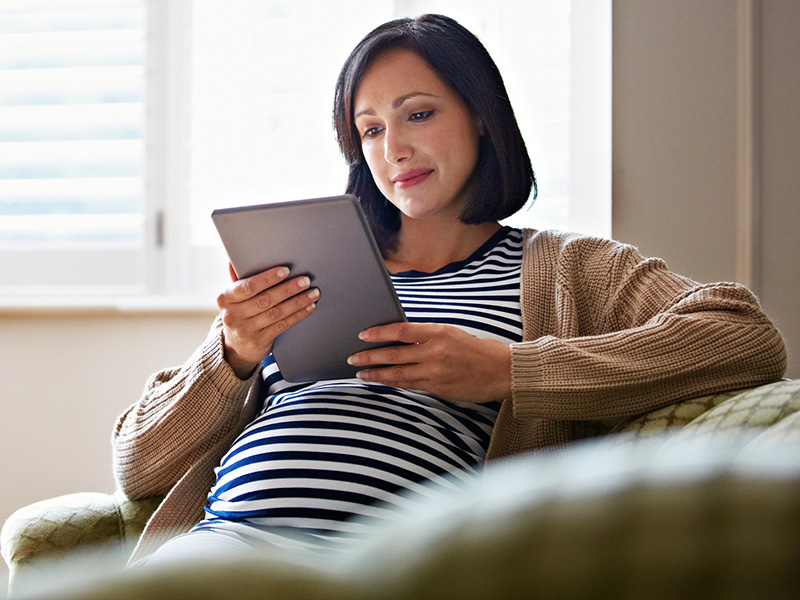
xmin=0 ymin=312 xmax=216 ymax=545
xmin=613 ymin=0 xmax=799 ymax=378
xmin=758 ymin=0 xmax=800 ymax=379
xmin=1 ymin=1 xmax=799 ymax=583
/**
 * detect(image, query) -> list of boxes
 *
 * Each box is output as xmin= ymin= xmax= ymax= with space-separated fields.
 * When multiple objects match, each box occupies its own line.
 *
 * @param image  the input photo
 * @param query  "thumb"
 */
xmin=228 ymin=262 xmax=240 ymax=283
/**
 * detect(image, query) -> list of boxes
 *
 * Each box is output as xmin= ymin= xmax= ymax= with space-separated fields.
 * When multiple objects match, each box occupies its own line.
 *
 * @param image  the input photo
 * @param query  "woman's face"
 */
xmin=353 ymin=49 xmax=483 ymax=223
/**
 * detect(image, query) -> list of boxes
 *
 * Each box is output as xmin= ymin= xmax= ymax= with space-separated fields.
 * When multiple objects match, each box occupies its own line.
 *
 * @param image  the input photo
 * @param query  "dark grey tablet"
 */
xmin=211 ymin=195 xmax=406 ymax=382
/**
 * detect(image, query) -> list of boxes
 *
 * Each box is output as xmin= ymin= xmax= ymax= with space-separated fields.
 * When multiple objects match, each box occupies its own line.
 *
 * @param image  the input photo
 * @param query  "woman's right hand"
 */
xmin=217 ymin=263 xmax=319 ymax=379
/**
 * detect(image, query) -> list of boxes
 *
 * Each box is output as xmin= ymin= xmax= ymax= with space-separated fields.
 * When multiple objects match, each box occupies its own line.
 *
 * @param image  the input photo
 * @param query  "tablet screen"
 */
xmin=212 ymin=195 xmax=406 ymax=382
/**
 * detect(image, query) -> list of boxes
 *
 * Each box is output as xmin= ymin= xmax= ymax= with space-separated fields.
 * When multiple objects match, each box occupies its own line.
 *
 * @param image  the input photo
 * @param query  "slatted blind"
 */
xmin=0 ymin=0 xmax=146 ymax=292
xmin=0 ymin=0 xmax=610 ymax=300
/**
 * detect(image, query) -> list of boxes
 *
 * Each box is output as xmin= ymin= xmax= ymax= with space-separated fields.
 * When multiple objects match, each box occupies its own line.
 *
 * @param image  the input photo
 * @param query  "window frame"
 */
xmin=0 ymin=1 xmax=149 ymax=298
xmin=0 ymin=0 xmax=611 ymax=310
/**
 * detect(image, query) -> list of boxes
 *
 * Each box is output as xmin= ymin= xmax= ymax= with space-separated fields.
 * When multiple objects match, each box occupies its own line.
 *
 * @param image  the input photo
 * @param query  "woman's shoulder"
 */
xmin=521 ymin=228 xmax=641 ymax=262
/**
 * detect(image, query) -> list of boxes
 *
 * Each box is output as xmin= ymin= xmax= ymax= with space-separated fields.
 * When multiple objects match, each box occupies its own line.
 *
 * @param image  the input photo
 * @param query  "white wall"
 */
xmin=612 ymin=0 xmax=739 ymax=282
xmin=612 ymin=0 xmax=799 ymax=378
xmin=757 ymin=0 xmax=800 ymax=380
xmin=0 ymin=309 xmax=216 ymax=585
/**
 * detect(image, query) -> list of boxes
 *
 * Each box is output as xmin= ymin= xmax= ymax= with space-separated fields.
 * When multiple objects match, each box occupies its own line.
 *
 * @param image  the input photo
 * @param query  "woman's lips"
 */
xmin=392 ymin=169 xmax=433 ymax=189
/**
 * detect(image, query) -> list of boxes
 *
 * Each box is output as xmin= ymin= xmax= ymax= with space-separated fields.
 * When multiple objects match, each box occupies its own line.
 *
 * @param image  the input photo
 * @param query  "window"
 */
xmin=0 ymin=0 xmax=147 ymax=295
xmin=0 ymin=0 xmax=611 ymax=303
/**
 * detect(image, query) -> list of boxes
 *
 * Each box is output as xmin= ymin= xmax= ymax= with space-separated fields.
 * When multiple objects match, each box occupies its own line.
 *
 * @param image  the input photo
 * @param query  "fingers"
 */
xmin=353 ymin=362 xmax=428 ymax=386
xmin=220 ymin=266 xmax=290 ymax=305
xmin=220 ymin=275 xmax=319 ymax=338
xmin=349 ymin=323 xmax=442 ymax=367
xmin=358 ymin=321 xmax=439 ymax=345
xmin=217 ymin=266 xmax=320 ymax=376
xmin=218 ymin=268 xmax=315 ymax=318
xmin=348 ymin=339 xmax=423 ymax=369
xmin=225 ymin=285 xmax=319 ymax=343
xmin=348 ymin=323 xmax=512 ymax=403
xmin=348 ymin=323 xmax=443 ymax=384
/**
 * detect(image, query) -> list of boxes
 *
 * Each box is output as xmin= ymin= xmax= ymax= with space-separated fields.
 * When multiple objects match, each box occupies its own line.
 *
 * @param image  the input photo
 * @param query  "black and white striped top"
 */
xmin=193 ymin=227 xmax=523 ymax=552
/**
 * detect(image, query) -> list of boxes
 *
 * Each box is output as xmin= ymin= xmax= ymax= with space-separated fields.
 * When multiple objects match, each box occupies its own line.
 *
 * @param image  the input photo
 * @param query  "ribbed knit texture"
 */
xmin=112 ymin=322 xmax=265 ymax=565
xmin=487 ymin=229 xmax=786 ymax=460
xmin=112 ymin=228 xmax=786 ymax=564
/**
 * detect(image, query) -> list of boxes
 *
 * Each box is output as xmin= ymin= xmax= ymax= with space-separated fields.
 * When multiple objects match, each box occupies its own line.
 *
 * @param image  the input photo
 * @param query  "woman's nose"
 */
xmin=384 ymin=127 xmax=412 ymax=164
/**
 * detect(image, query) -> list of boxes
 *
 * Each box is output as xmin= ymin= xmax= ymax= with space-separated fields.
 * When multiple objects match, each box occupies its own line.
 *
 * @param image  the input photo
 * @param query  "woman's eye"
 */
xmin=409 ymin=110 xmax=433 ymax=122
xmin=362 ymin=126 xmax=383 ymax=139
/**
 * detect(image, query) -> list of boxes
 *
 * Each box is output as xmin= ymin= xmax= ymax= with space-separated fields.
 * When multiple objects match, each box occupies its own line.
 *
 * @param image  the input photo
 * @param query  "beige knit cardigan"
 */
xmin=113 ymin=229 xmax=786 ymax=564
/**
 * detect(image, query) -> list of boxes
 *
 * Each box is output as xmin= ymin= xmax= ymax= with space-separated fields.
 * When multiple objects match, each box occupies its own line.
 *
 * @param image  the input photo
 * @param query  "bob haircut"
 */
xmin=333 ymin=14 xmax=536 ymax=253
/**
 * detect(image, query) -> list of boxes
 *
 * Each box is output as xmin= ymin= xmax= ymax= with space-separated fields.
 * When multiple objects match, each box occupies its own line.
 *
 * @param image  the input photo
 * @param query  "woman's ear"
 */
xmin=475 ymin=115 xmax=485 ymax=136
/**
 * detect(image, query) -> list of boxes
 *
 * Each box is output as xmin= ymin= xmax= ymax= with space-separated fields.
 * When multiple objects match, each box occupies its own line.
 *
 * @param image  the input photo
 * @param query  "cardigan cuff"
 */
xmin=510 ymin=340 xmax=546 ymax=419
xmin=195 ymin=317 xmax=262 ymax=403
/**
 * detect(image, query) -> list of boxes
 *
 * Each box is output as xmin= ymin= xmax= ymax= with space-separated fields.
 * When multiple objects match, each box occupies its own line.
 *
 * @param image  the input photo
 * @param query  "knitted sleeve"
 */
xmin=509 ymin=231 xmax=786 ymax=421
xmin=111 ymin=317 xmax=262 ymax=500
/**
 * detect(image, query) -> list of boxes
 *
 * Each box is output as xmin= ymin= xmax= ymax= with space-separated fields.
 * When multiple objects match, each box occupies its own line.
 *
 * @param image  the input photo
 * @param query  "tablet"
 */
xmin=211 ymin=195 xmax=407 ymax=382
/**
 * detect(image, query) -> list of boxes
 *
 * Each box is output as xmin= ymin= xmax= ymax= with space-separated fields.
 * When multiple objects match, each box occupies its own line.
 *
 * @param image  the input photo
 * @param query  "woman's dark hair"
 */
xmin=333 ymin=14 xmax=536 ymax=253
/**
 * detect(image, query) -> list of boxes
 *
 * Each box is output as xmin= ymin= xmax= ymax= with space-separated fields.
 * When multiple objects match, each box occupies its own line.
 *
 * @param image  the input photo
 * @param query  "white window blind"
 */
xmin=0 ymin=0 xmax=146 ymax=294
xmin=0 ymin=0 xmax=610 ymax=304
xmin=184 ymin=0 xmax=398 ymax=299
xmin=186 ymin=0 xmax=611 ymax=299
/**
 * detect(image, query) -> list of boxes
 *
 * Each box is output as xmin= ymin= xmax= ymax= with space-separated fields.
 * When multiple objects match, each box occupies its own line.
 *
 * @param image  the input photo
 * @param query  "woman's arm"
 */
xmin=349 ymin=233 xmax=785 ymax=416
xmin=509 ymin=236 xmax=786 ymax=420
xmin=111 ymin=318 xmax=260 ymax=500
xmin=335 ymin=231 xmax=785 ymax=417
xmin=113 ymin=264 xmax=320 ymax=500
xmin=349 ymin=323 xmax=512 ymax=403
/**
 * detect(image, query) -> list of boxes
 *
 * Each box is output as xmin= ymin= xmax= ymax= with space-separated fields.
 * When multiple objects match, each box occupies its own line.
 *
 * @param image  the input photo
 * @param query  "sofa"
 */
xmin=2 ymin=378 xmax=799 ymax=599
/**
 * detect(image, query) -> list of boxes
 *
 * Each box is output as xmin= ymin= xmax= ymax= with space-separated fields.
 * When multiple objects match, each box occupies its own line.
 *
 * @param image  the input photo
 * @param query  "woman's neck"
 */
xmin=385 ymin=218 xmax=501 ymax=274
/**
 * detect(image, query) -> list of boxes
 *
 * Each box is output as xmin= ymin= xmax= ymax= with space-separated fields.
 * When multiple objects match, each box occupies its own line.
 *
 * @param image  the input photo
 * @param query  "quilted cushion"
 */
xmin=348 ymin=435 xmax=800 ymax=600
xmin=1 ymin=493 xmax=124 ymax=570
xmin=666 ymin=379 xmax=800 ymax=444
xmin=12 ymin=434 xmax=800 ymax=600
xmin=607 ymin=379 xmax=800 ymax=447
xmin=112 ymin=491 xmax=162 ymax=546
xmin=1 ymin=491 xmax=162 ymax=593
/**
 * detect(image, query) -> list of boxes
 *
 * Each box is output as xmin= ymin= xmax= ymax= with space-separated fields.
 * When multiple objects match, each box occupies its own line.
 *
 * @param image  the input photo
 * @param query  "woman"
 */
xmin=113 ymin=14 xmax=786 ymax=566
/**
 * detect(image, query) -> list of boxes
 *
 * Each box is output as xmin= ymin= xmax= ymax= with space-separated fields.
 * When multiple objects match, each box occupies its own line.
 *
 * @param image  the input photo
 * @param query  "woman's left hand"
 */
xmin=347 ymin=322 xmax=512 ymax=403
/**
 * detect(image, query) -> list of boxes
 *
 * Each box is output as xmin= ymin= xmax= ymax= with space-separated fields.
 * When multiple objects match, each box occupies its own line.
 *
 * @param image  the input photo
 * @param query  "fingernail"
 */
xmin=298 ymin=276 xmax=310 ymax=289
xmin=278 ymin=267 xmax=290 ymax=278
xmin=355 ymin=370 xmax=368 ymax=381
xmin=347 ymin=354 xmax=360 ymax=366
xmin=308 ymin=288 xmax=320 ymax=300
xmin=358 ymin=330 xmax=369 ymax=341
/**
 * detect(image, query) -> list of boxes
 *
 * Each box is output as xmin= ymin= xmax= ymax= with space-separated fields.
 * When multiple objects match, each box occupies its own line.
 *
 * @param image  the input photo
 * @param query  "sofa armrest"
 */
xmin=1 ymin=491 xmax=161 ymax=593
xmin=10 ymin=435 xmax=800 ymax=600
xmin=112 ymin=490 xmax=163 ymax=547
xmin=606 ymin=379 xmax=800 ymax=448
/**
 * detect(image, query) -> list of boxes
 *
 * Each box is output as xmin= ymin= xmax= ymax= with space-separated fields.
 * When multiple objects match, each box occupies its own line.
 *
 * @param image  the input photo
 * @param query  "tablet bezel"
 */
xmin=211 ymin=195 xmax=406 ymax=382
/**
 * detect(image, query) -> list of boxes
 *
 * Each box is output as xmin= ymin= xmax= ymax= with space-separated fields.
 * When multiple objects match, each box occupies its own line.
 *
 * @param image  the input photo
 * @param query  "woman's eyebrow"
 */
xmin=354 ymin=92 xmax=437 ymax=120
xmin=392 ymin=91 xmax=437 ymax=108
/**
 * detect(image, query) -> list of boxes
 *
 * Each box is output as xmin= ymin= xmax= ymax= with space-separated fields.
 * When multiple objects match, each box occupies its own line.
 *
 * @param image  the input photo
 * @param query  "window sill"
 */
xmin=0 ymin=295 xmax=218 ymax=317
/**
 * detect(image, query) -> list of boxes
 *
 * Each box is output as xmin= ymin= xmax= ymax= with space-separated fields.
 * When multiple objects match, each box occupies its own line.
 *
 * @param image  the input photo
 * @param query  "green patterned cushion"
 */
xmin=112 ymin=490 xmax=162 ymax=546
xmin=1 ymin=491 xmax=162 ymax=594
xmin=1 ymin=493 xmax=123 ymax=570
xmin=348 ymin=436 xmax=800 ymax=600
xmin=607 ymin=379 xmax=800 ymax=448
xmin=14 ymin=435 xmax=800 ymax=600
xmin=661 ymin=379 xmax=800 ymax=452
xmin=670 ymin=379 xmax=800 ymax=435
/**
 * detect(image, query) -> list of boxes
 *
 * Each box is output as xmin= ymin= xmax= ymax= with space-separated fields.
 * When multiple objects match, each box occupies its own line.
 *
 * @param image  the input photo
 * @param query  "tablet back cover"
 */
xmin=212 ymin=195 xmax=406 ymax=382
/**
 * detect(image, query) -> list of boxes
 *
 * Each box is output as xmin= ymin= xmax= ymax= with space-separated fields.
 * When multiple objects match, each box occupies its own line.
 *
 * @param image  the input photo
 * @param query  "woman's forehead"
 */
xmin=354 ymin=49 xmax=450 ymax=113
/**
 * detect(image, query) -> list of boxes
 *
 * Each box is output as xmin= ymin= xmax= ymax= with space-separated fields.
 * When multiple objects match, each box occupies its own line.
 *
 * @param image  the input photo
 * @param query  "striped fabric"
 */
xmin=391 ymin=226 xmax=524 ymax=342
xmin=192 ymin=227 xmax=523 ymax=552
